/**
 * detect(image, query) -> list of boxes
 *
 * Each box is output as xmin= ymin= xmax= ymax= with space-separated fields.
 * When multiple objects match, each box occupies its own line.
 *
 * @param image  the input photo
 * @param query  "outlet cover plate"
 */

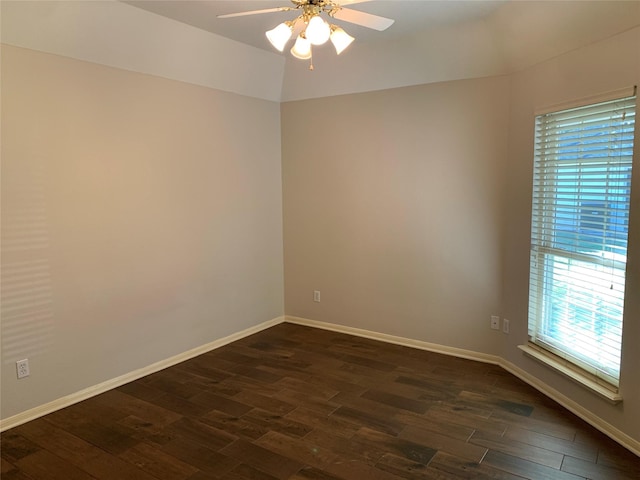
xmin=503 ymin=318 xmax=510 ymax=334
xmin=16 ymin=359 xmax=30 ymax=379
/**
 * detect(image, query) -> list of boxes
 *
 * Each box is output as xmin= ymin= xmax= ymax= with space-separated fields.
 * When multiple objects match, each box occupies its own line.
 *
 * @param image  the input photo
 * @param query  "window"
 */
xmin=528 ymin=89 xmax=636 ymax=389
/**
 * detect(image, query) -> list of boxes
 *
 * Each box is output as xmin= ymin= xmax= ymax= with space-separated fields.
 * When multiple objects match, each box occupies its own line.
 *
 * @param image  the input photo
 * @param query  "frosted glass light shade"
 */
xmin=266 ymin=22 xmax=293 ymax=51
xmin=330 ymin=27 xmax=354 ymax=54
xmin=290 ymin=35 xmax=312 ymax=59
xmin=305 ymin=15 xmax=330 ymax=45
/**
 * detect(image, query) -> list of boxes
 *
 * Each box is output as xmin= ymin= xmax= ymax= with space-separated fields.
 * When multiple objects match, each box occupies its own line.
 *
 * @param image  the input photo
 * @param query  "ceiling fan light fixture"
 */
xmin=266 ymin=21 xmax=293 ymax=51
xmin=330 ymin=26 xmax=354 ymax=54
xmin=305 ymin=15 xmax=331 ymax=45
xmin=290 ymin=34 xmax=312 ymax=59
xmin=223 ymin=0 xmax=395 ymax=70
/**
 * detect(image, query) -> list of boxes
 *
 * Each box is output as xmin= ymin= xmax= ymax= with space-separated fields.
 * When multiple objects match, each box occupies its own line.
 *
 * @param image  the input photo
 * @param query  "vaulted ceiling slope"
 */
xmin=2 ymin=1 xmax=639 ymax=102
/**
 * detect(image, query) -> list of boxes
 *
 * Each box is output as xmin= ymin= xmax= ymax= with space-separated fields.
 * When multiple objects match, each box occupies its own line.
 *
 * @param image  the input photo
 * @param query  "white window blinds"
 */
xmin=528 ymin=91 xmax=636 ymax=388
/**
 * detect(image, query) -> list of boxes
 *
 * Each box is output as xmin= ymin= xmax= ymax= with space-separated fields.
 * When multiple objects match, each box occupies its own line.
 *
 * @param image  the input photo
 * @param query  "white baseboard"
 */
xmin=284 ymin=315 xmax=502 ymax=365
xmin=499 ymin=359 xmax=640 ymax=456
xmin=3 ymin=314 xmax=638 ymax=457
xmin=284 ymin=315 xmax=640 ymax=457
xmin=0 ymin=316 xmax=285 ymax=432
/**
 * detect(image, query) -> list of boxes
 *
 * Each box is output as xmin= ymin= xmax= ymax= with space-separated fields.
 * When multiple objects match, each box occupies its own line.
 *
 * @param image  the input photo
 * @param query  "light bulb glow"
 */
xmin=290 ymin=34 xmax=312 ymax=59
xmin=305 ymin=15 xmax=330 ymax=45
xmin=330 ymin=27 xmax=354 ymax=54
xmin=266 ymin=22 xmax=293 ymax=52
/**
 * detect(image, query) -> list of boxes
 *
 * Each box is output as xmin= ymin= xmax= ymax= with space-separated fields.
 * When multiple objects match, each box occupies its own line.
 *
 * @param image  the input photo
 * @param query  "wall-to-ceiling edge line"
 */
xmin=2 ymin=314 xmax=638 ymax=457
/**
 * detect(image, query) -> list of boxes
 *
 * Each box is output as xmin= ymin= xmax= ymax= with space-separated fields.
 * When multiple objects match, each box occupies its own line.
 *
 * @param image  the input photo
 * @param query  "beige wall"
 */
xmin=2 ymin=24 xmax=639 ymax=450
xmin=282 ymin=26 xmax=640 ymax=447
xmin=1 ymin=45 xmax=284 ymax=419
xmin=502 ymin=27 xmax=640 ymax=445
xmin=282 ymin=76 xmax=510 ymax=353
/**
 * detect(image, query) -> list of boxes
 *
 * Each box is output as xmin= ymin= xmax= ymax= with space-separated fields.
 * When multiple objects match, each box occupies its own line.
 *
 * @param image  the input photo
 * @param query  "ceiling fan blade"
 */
xmin=217 ymin=7 xmax=294 ymax=19
xmin=332 ymin=7 xmax=394 ymax=31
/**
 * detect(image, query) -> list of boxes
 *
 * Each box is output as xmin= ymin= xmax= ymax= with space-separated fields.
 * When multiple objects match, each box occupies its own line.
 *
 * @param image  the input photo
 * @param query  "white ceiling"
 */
xmin=121 ymin=0 xmax=640 ymax=100
xmin=124 ymin=1 xmax=505 ymax=52
xmin=2 ymin=1 xmax=639 ymax=101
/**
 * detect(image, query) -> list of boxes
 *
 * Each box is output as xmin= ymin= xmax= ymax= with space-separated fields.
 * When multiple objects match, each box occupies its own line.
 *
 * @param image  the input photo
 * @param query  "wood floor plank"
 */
xmin=303 ymin=427 xmax=383 ymax=465
xmin=392 ymin=410 xmax=475 ymax=441
xmin=253 ymin=430 xmax=342 ymax=470
xmin=390 ymin=375 xmax=461 ymax=403
xmin=232 ymin=390 xmax=297 ymax=416
xmin=322 ymin=457 xmax=407 ymax=480
xmin=331 ymin=405 xmax=405 ymax=436
xmin=1 ymin=456 xmax=18 ymax=475
xmin=420 ymin=406 xmax=507 ymax=437
xmin=458 ymin=390 xmax=534 ymax=417
xmin=304 ymin=372 xmax=369 ymax=396
xmin=399 ymin=424 xmax=488 ymax=463
xmin=116 ymin=414 xmax=177 ymax=446
xmin=220 ymin=438 xmax=304 ymax=479
xmin=271 ymin=388 xmax=339 ymax=416
xmin=469 ymin=430 xmax=565 ymax=469
xmin=283 ymin=406 xmax=361 ymax=438
xmin=163 ymin=416 xmax=237 ymax=450
xmin=72 ymin=449 xmax=162 ymax=480
xmin=427 ymin=451 xmax=525 ymax=480
xmin=1 ymin=468 xmax=34 ymax=480
xmin=14 ymin=450 xmax=95 ymax=480
xmin=330 ymin=390 xmax=407 ymax=419
xmin=227 ymin=463 xmax=282 ymax=480
xmin=2 ymin=323 xmax=638 ymax=480
xmin=116 ymin=381 xmax=166 ymax=402
xmin=482 ymin=450 xmax=587 ymax=480
xmin=488 ymin=408 xmax=578 ymax=441
xmin=118 ymin=442 xmax=199 ymax=480
xmin=256 ymin=362 xmax=314 ymax=383
xmin=271 ymin=377 xmax=340 ymax=401
xmin=361 ymin=389 xmax=429 ymax=414
xmin=596 ymin=446 xmax=640 ymax=474
xmin=561 ymin=455 xmax=639 ymax=480
xmin=160 ymin=436 xmax=239 ymax=477
xmin=241 ymin=408 xmax=314 ymax=439
xmin=503 ymin=426 xmax=598 ymax=462
xmin=11 ymin=418 xmax=105 ymax=465
xmin=353 ymin=427 xmax=438 ymax=465
xmin=44 ymin=416 xmax=139 ymax=455
xmin=148 ymin=392 xmax=213 ymax=418
xmin=13 ymin=417 xmax=160 ymax=480
xmin=374 ymin=453 xmax=442 ymax=480
xmin=230 ymin=364 xmax=285 ymax=384
xmin=0 ymin=432 xmax=42 ymax=463
xmin=199 ymin=410 xmax=270 ymax=440
xmin=90 ymin=389 xmax=182 ymax=427
xmin=288 ymin=466 xmax=344 ymax=480
xmin=171 ymin=358 xmax=235 ymax=385
xmin=188 ymin=391 xmax=253 ymax=416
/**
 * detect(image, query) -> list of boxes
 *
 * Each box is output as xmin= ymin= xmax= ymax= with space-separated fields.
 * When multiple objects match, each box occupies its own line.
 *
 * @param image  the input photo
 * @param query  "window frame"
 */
xmin=524 ymin=87 xmax=637 ymax=396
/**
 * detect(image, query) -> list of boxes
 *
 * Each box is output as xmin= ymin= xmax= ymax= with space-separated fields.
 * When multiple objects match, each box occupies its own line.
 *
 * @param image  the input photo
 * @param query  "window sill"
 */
xmin=517 ymin=344 xmax=622 ymax=404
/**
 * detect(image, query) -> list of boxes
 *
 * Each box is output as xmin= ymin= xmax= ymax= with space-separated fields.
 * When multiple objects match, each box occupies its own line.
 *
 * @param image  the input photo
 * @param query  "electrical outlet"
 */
xmin=313 ymin=290 xmax=321 ymax=302
xmin=503 ymin=318 xmax=510 ymax=334
xmin=491 ymin=315 xmax=500 ymax=330
xmin=16 ymin=359 xmax=30 ymax=379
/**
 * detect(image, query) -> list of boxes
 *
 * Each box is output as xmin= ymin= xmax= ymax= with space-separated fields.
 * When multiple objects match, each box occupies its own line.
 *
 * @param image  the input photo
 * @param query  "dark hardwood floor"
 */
xmin=2 ymin=323 xmax=639 ymax=479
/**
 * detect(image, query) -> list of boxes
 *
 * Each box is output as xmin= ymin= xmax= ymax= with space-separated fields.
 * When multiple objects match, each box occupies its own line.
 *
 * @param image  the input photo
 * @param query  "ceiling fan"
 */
xmin=218 ymin=0 xmax=394 ymax=69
